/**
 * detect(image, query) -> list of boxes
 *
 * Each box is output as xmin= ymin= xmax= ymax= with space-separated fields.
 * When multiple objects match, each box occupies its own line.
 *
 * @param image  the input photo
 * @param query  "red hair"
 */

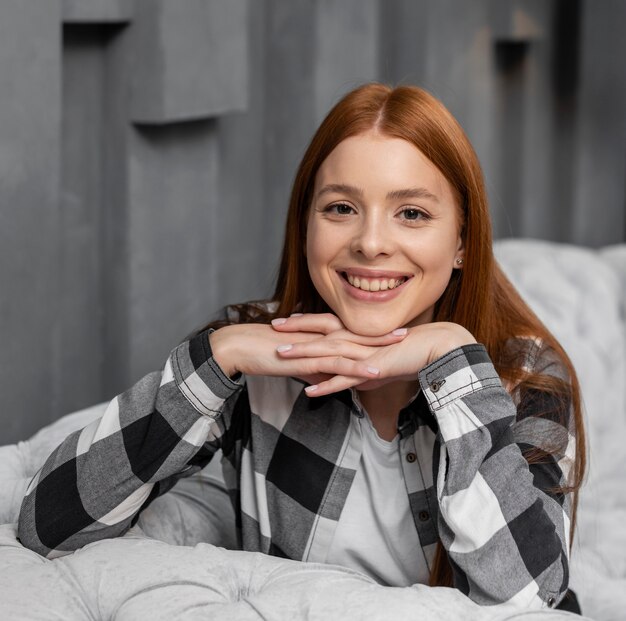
xmin=219 ymin=83 xmax=586 ymax=587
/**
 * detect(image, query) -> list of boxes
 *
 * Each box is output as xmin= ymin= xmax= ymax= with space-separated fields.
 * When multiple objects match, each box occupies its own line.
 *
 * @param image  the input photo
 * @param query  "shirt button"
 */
xmin=418 ymin=510 xmax=430 ymax=522
xmin=430 ymin=380 xmax=444 ymax=392
xmin=547 ymin=597 xmax=556 ymax=608
xmin=406 ymin=452 xmax=417 ymax=463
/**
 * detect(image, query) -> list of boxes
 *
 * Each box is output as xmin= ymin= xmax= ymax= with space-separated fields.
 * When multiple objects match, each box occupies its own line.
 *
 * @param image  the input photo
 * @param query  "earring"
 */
xmin=455 ymin=258 xmax=464 ymax=266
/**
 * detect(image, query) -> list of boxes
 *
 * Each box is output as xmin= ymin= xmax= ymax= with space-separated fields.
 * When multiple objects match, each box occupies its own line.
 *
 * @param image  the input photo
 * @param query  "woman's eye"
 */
xmin=327 ymin=203 xmax=354 ymax=215
xmin=400 ymin=207 xmax=428 ymax=221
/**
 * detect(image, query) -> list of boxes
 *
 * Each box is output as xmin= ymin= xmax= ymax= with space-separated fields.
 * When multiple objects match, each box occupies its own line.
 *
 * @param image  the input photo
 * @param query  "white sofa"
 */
xmin=0 ymin=239 xmax=624 ymax=621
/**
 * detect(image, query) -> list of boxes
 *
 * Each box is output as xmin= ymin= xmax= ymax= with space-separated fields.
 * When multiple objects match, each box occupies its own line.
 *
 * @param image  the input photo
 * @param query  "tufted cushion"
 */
xmin=494 ymin=239 xmax=626 ymax=620
xmin=0 ymin=523 xmax=592 ymax=620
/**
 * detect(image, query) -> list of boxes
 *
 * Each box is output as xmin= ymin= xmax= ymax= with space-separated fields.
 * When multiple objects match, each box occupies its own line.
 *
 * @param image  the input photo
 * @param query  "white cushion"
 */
xmin=0 ymin=522 xmax=593 ymax=620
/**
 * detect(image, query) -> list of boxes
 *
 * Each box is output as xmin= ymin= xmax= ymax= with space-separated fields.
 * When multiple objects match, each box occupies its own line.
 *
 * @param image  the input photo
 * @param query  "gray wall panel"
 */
xmin=379 ymin=0 xmax=429 ymax=86
xmin=59 ymin=26 xmax=107 ymax=416
xmin=127 ymin=122 xmax=220 ymax=380
xmin=1 ymin=1 xmax=625 ymax=443
xmin=131 ymin=0 xmax=248 ymax=123
xmin=262 ymin=0 xmax=318 ymax=274
xmin=314 ymin=0 xmax=380 ymax=123
xmin=0 ymin=0 xmax=62 ymax=443
xmin=63 ymin=0 xmax=132 ymax=23
xmin=100 ymin=24 xmax=132 ymax=400
xmin=573 ymin=0 xmax=626 ymax=246
xmin=215 ymin=0 xmax=273 ymax=309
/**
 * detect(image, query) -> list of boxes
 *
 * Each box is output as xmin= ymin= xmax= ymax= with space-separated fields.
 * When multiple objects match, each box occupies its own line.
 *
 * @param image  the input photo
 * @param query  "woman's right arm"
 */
xmin=18 ymin=329 xmax=243 ymax=558
xmin=19 ymin=319 xmax=398 ymax=557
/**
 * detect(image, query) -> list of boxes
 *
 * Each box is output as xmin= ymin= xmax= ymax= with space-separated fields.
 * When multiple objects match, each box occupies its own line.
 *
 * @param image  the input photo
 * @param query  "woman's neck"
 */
xmin=357 ymin=380 xmax=419 ymax=441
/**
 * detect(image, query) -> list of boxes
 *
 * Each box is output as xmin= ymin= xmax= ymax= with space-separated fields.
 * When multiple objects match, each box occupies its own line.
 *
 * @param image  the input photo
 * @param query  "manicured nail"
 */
xmin=271 ymin=318 xmax=287 ymax=326
xmin=367 ymin=366 xmax=380 ymax=375
xmin=290 ymin=313 xmax=303 ymax=317
xmin=276 ymin=344 xmax=293 ymax=353
xmin=305 ymin=385 xmax=318 ymax=394
xmin=392 ymin=328 xmax=408 ymax=336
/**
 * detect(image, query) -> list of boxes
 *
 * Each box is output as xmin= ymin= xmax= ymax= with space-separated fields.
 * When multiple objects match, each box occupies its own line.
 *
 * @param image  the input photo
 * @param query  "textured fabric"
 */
xmin=1 ymin=523 xmax=595 ymax=621
xmin=325 ymin=410 xmax=423 ymax=586
xmin=494 ymin=240 xmax=626 ymax=621
xmin=18 ymin=329 xmax=574 ymax=612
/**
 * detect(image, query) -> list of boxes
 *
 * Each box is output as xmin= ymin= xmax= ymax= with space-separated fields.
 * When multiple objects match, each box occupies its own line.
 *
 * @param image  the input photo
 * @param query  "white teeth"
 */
xmin=345 ymin=274 xmax=406 ymax=292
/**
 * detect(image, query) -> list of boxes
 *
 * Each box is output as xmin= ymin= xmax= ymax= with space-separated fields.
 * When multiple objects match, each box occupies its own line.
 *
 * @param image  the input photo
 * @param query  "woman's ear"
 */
xmin=453 ymin=237 xmax=465 ymax=269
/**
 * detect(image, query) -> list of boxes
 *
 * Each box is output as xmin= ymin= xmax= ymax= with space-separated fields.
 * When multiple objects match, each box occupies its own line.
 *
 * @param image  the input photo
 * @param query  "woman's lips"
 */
xmin=345 ymin=273 xmax=407 ymax=292
xmin=337 ymin=270 xmax=412 ymax=301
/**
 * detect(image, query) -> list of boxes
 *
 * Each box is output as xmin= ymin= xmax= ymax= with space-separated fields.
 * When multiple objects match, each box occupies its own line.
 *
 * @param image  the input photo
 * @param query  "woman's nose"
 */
xmin=350 ymin=216 xmax=393 ymax=259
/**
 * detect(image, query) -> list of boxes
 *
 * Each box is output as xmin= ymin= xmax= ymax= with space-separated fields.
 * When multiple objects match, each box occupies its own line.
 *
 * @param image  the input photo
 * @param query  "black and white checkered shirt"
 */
xmin=18 ymin=330 xmax=574 ymax=610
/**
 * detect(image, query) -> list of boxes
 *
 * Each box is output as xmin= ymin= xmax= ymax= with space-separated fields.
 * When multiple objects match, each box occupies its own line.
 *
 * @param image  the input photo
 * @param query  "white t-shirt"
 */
xmin=326 ymin=410 xmax=424 ymax=586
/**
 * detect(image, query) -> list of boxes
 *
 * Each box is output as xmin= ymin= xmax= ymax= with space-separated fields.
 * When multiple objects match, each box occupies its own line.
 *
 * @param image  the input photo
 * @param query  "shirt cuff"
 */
xmin=170 ymin=329 xmax=244 ymax=418
xmin=418 ymin=344 xmax=503 ymax=411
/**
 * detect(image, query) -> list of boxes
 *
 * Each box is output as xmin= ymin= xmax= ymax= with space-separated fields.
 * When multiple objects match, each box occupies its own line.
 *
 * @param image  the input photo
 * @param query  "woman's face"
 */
xmin=306 ymin=131 xmax=464 ymax=337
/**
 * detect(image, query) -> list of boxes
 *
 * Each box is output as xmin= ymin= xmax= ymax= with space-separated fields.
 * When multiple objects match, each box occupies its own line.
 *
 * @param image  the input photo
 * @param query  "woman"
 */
xmin=18 ymin=84 xmax=585 ymax=612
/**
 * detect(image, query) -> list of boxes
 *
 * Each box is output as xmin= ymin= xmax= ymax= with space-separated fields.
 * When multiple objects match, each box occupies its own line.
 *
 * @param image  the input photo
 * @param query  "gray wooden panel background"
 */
xmin=1 ymin=0 xmax=625 ymax=443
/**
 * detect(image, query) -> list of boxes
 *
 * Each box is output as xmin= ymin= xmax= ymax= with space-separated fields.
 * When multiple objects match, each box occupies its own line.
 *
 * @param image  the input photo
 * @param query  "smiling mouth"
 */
xmin=341 ymin=272 xmax=410 ymax=292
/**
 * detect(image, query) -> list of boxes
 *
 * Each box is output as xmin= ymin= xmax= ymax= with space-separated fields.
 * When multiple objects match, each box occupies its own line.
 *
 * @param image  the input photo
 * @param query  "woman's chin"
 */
xmin=340 ymin=316 xmax=400 ymax=338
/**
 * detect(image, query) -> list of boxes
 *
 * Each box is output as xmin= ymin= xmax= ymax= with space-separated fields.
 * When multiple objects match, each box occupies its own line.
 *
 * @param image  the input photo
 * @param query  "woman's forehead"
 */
xmin=314 ymin=133 xmax=456 ymax=206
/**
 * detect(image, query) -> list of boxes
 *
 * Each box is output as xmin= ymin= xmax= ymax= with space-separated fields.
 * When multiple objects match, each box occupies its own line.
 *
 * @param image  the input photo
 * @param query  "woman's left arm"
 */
xmin=419 ymin=341 xmax=573 ymax=611
xmin=328 ymin=324 xmax=574 ymax=610
xmin=273 ymin=317 xmax=573 ymax=610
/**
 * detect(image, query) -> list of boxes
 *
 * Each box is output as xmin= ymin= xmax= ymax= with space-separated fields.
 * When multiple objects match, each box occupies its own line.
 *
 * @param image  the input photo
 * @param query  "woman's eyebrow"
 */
xmin=316 ymin=183 xmax=364 ymax=199
xmin=386 ymin=187 xmax=439 ymax=202
xmin=316 ymin=184 xmax=439 ymax=203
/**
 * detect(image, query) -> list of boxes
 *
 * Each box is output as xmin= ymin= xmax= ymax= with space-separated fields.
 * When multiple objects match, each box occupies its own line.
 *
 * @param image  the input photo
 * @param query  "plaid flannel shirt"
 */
xmin=18 ymin=330 xmax=575 ymax=611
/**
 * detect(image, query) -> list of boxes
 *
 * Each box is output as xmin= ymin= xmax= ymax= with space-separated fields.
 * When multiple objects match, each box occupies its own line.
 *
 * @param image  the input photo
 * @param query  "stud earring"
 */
xmin=455 ymin=258 xmax=464 ymax=266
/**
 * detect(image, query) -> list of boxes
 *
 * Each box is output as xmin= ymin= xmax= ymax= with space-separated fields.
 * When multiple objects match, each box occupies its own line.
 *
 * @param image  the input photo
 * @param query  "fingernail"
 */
xmin=271 ymin=318 xmax=287 ymax=326
xmin=305 ymin=385 xmax=318 ymax=394
xmin=392 ymin=328 xmax=408 ymax=336
xmin=367 ymin=366 xmax=380 ymax=375
xmin=276 ymin=344 xmax=292 ymax=353
xmin=290 ymin=313 xmax=303 ymax=317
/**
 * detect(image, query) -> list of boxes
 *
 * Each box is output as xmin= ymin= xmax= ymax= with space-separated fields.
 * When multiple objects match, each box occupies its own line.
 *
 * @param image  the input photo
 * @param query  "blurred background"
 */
xmin=1 ymin=0 xmax=625 ymax=444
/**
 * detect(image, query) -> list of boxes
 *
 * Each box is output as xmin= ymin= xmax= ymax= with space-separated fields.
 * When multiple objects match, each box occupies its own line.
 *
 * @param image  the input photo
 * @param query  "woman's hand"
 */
xmin=208 ymin=315 xmax=408 ymax=384
xmin=272 ymin=314 xmax=476 ymax=396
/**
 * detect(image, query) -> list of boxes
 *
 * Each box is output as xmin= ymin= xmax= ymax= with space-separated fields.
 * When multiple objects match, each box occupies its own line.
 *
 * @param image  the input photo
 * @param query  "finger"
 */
xmin=271 ymin=313 xmax=344 ymax=335
xmin=304 ymin=375 xmax=366 ymax=397
xmin=293 ymin=372 xmax=333 ymax=386
xmin=281 ymin=355 xmax=380 ymax=382
xmin=322 ymin=328 xmax=408 ymax=347
xmin=275 ymin=329 xmax=409 ymax=359
xmin=276 ymin=339 xmax=376 ymax=361
xmin=273 ymin=319 xmax=408 ymax=347
xmin=348 ymin=377 xmax=394 ymax=391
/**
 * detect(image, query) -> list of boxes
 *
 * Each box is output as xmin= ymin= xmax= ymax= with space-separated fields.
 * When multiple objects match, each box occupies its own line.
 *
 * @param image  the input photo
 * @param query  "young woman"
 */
xmin=18 ymin=83 xmax=585 ymax=612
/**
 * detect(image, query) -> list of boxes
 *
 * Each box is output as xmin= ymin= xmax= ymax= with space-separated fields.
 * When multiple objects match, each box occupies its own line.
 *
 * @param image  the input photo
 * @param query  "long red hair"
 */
xmin=221 ymin=83 xmax=586 ymax=587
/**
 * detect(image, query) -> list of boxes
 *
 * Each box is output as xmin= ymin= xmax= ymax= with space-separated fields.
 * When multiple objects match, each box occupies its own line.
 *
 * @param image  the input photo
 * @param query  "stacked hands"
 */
xmin=209 ymin=313 xmax=477 ymax=397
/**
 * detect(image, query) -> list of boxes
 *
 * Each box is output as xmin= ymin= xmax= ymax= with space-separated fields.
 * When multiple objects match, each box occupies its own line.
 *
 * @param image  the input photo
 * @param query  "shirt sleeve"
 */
xmin=418 ymin=343 xmax=573 ymax=611
xmin=18 ymin=329 xmax=243 ymax=558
